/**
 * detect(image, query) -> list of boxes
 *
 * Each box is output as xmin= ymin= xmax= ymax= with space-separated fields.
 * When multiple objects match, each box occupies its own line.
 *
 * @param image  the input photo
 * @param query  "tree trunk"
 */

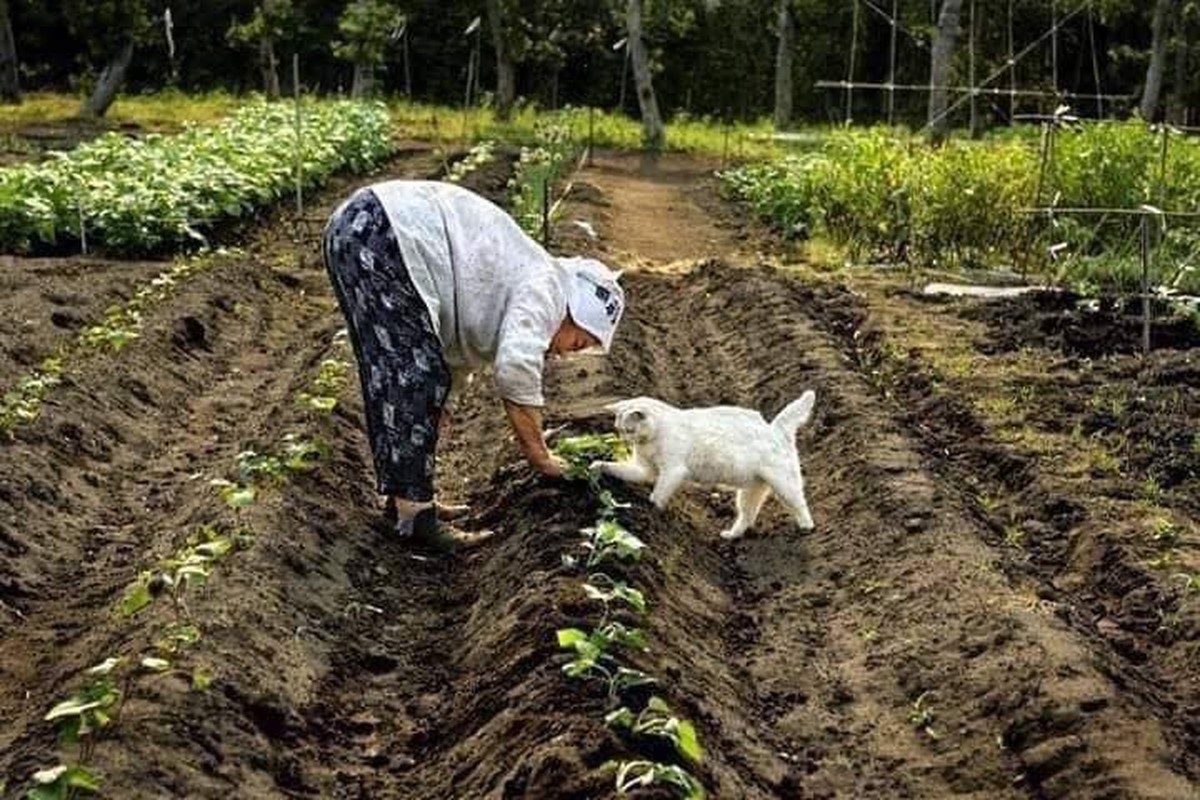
xmin=773 ymin=0 xmax=795 ymax=131
xmin=260 ymin=35 xmax=281 ymax=100
xmin=351 ymin=63 xmax=375 ymax=98
xmin=81 ymin=40 xmax=134 ymax=118
xmin=1141 ymin=0 xmax=1179 ymax=122
xmin=485 ymin=0 xmax=516 ymax=121
xmin=1168 ymin=10 xmax=1189 ymax=124
xmin=928 ymin=0 xmax=964 ymax=145
xmin=626 ymin=0 xmax=664 ymax=151
xmin=0 ymin=0 xmax=20 ymax=104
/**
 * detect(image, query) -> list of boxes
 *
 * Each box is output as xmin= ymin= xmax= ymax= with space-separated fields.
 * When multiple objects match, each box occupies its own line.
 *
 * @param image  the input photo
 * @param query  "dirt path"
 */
xmin=554 ymin=151 xmax=747 ymax=269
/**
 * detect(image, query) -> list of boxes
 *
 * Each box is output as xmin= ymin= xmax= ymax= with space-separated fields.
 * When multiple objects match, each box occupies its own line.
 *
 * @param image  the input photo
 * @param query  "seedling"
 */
xmin=120 ymin=528 xmax=237 ymax=618
xmin=581 ymin=520 xmax=646 ymax=568
xmin=553 ymin=433 xmax=631 ymax=481
xmin=558 ymin=622 xmax=649 ymax=659
xmin=583 ymin=573 xmax=648 ymax=616
xmin=45 ymin=665 xmax=122 ymax=750
xmin=154 ymin=622 xmax=201 ymax=655
xmin=1141 ymin=477 xmax=1163 ymax=505
xmin=298 ymin=358 xmax=352 ymax=413
xmin=0 ymin=358 xmax=64 ymax=436
xmin=25 ymin=764 xmax=101 ymax=800
xmin=1003 ymin=524 xmax=1026 ymax=549
xmin=210 ymin=478 xmax=258 ymax=509
xmin=279 ymin=434 xmax=329 ymax=474
xmin=908 ymin=691 xmax=939 ymax=740
xmin=606 ymin=696 xmax=704 ymax=765
xmin=1150 ymin=517 xmax=1179 ymax=545
xmin=612 ymin=760 xmax=705 ymax=800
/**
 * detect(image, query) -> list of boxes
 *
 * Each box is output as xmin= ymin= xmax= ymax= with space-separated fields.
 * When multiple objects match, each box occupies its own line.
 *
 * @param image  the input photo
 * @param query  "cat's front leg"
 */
xmin=649 ymin=466 xmax=688 ymax=510
xmin=590 ymin=460 xmax=655 ymax=485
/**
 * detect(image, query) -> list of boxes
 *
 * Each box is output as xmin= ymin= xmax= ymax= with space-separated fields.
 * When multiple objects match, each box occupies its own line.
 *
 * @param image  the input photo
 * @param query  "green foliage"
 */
xmin=553 ymin=432 xmax=631 ymax=479
xmin=44 ymin=668 xmax=121 ymax=745
xmin=0 ymin=100 xmax=393 ymax=254
xmin=25 ymin=764 xmax=102 ymax=800
xmin=612 ymin=760 xmax=706 ymax=800
xmin=583 ymin=573 xmax=647 ymax=615
xmin=0 ymin=357 xmax=64 ymax=436
xmin=121 ymin=526 xmax=241 ymax=618
xmin=333 ymin=0 xmax=406 ymax=69
xmin=606 ymin=696 xmax=704 ymax=765
xmin=446 ymin=141 xmax=497 ymax=183
xmin=228 ymin=0 xmax=296 ymax=48
xmin=510 ymin=116 xmax=578 ymax=236
xmin=298 ymin=357 xmax=351 ymax=414
xmin=724 ymin=123 xmax=1200 ymax=291
xmin=62 ymin=0 xmax=149 ymax=62
xmin=581 ymin=519 xmax=646 ymax=568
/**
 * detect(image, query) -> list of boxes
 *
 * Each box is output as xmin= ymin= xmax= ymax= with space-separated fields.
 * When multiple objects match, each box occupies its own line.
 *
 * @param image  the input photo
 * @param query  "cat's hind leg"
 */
xmin=763 ymin=466 xmax=815 ymax=531
xmin=721 ymin=481 xmax=771 ymax=540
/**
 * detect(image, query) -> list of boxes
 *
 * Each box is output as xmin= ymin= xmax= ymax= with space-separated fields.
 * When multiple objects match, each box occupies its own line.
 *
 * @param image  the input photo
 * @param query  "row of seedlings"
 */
xmin=0 ymin=247 xmax=243 ymax=438
xmin=552 ymin=434 xmax=707 ymax=800
xmin=17 ymin=335 xmax=352 ymax=799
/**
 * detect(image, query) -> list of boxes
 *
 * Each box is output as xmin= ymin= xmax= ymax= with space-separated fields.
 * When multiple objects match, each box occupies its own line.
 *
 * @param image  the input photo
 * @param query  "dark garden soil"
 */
xmin=1 ymin=152 xmax=1198 ymax=800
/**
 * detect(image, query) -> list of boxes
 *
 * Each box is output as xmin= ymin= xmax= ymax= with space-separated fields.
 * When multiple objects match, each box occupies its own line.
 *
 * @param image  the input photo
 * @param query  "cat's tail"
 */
xmin=771 ymin=390 xmax=816 ymax=439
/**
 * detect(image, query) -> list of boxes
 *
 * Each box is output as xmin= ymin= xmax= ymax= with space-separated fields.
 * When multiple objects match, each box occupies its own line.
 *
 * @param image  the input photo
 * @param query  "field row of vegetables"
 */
xmin=553 ymin=436 xmax=707 ymax=799
xmin=0 ymin=248 xmax=241 ymax=438
xmin=723 ymin=123 xmax=1200 ymax=294
xmin=0 ymin=100 xmax=393 ymax=255
xmin=20 ymin=337 xmax=349 ymax=800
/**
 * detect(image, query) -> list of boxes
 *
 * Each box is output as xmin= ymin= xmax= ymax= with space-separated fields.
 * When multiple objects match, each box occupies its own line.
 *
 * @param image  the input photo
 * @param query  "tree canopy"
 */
xmin=5 ymin=0 xmax=1196 ymax=125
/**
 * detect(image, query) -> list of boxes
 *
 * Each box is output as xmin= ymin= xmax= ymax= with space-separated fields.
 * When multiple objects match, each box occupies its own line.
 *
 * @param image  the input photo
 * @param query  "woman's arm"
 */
xmin=503 ymin=400 xmax=565 ymax=478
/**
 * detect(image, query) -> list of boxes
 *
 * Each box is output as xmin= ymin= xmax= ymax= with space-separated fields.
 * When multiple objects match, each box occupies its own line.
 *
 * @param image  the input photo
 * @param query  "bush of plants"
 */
xmin=724 ymin=121 xmax=1200 ymax=292
xmin=0 ymin=100 xmax=393 ymax=255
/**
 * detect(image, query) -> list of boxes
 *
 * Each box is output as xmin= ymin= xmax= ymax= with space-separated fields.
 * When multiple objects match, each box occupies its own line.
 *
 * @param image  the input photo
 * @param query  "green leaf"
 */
xmin=604 ymin=707 xmax=635 ymax=729
xmin=556 ymin=628 xmax=589 ymax=649
xmin=30 ymin=766 xmax=67 ymax=785
xmin=86 ymin=657 xmax=123 ymax=677
xmin=195 ymin=538 xmax=233 ymax=559
xmin=676 ymin=720 xmax=704 ymax=765
xmin=44 ymin=697 xmax=106 ymax=722
xmin=191 ymin=668 xmax=214 ymax=691
xmin=119 ymin=582 xmax=154 ymax=617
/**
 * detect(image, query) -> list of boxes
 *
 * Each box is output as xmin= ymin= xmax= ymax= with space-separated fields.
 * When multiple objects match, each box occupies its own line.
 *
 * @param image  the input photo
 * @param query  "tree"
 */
xmin=773 ymin=0 xmax=794 ymax=130
xmin=1141 ymin=0 xmax=1180 ymax=121
xmin=228 ymin=0 xmax=296 ymax=100
xmin=485 ymin=0 xmax=516 ymax=119
xmin=626 ymin=0 xmax=664 ymax=150
xmin=928 ymin=0 xmax=963 ymax=144
xmin=0 ymin=0 xmax=19 ymax=103
xmin=64 ymin=0 xmax=150 ymax=118
xmin=333 ymin=0 xmax=405 ymax=98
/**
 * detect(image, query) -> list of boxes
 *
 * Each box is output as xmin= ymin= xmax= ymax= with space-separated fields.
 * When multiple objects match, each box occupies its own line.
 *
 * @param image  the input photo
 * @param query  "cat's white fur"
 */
xmin=591 ymin=392 xmax=816 ymax=540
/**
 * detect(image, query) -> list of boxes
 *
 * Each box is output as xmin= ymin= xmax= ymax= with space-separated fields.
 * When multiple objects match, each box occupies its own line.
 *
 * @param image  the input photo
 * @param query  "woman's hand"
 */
xmin=530 ymin=453 xmax=567 ymax=479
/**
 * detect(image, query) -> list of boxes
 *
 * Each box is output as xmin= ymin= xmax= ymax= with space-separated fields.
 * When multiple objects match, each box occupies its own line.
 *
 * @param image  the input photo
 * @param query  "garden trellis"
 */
xmin=816 ymin=0 xmax=1135 ymax=128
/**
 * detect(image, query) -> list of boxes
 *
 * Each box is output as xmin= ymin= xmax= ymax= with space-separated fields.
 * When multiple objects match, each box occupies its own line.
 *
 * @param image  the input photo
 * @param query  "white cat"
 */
xmin=591 ymin=392 xmax=816 ymax=540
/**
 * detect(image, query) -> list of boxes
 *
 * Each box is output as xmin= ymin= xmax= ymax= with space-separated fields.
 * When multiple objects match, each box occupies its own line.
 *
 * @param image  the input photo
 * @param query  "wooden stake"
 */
xmin=294 ymin=54 xmax=303 ymax=216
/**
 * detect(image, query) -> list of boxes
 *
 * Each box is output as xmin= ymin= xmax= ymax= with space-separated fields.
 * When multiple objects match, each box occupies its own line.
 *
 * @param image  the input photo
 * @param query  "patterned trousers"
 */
xmin=322 ymin=188 xmax=451 ymax=502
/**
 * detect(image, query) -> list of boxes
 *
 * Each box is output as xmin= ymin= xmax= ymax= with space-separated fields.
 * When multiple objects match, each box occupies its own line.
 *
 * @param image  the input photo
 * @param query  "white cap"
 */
xmin=559 ymin=256 xmax=626 ymax=353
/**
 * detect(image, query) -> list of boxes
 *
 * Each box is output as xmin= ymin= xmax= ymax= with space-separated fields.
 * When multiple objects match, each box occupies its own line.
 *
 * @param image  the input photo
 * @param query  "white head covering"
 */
xmin=558 ymin=256 xmax=626 ymax=353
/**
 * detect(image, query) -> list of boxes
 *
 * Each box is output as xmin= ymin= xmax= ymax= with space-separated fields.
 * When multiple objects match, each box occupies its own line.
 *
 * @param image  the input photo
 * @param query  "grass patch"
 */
xmin=0 ymin=90 xmax=242 ymax=133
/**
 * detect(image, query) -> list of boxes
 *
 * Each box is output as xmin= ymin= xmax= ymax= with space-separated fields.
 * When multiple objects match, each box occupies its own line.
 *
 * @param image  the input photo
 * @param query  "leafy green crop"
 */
xmin=510 ymin=117 xmax=577 ymax=237
xmin=606 ymin=696 xmax=704 ymax=765
xmin=723 ymin=122 xmax=1200 ymax=293
xmin=612 ymin=760 xmax=705 ymax=800
xmin=0 ymin=100 xmax=393 ymax=254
